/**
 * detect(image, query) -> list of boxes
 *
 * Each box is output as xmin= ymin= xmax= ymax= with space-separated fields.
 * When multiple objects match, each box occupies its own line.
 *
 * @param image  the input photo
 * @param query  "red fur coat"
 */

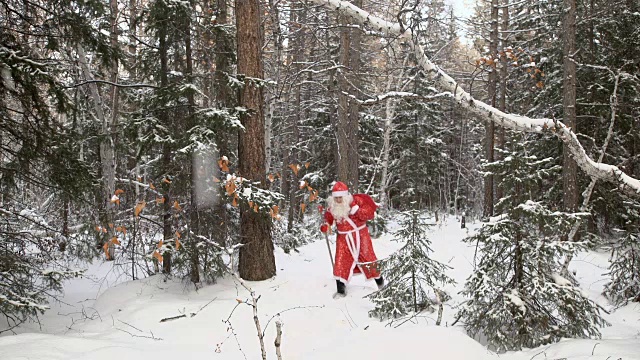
xmin=322 ymin=194 xmax=381 ymax=283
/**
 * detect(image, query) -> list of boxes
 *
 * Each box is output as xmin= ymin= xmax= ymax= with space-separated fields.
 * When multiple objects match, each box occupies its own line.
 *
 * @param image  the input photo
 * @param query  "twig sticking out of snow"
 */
xmin=274 ymin=320 xmax=283 ymax=360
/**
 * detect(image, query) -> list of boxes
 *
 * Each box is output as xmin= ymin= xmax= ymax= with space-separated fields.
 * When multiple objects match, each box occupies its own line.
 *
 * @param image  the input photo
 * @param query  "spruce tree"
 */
xmin=603 ymin=197 xmax=640 ymax=305
xmin=367 ymin=208 xmax=454 ymax=321
xmin=457 ymin=138 xmax=608 ymax=351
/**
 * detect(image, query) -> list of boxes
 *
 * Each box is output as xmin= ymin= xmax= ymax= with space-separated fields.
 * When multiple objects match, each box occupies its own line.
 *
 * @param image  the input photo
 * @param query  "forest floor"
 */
xmin=1 ymin=216 xmax=639 ymax=359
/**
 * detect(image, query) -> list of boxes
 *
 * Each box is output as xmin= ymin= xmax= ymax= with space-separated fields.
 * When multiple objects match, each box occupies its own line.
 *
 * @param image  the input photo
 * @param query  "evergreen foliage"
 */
xmin=457 ymin=140 xmax=608 ymax=351
xmin=603 ymin=197 xmax=640 ymax=305
xmin=367 ymin=208 xmax=454 ymax=321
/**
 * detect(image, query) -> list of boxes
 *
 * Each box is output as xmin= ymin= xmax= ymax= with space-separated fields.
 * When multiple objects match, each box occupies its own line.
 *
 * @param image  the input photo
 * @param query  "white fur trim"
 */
xmin=349 ymin=204 xmax=359 ymax=215
xmin=332 ymin=190 xmax=349 ymax=197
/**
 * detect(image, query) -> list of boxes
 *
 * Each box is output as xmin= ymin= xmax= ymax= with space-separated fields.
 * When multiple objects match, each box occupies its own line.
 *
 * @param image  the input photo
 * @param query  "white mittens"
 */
xmin=349 ymin=204 xmax=360 ymax=215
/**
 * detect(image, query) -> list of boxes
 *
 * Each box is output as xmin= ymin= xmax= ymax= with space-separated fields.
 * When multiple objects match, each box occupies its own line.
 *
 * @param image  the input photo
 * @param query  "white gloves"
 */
xmin=349 ymin=204 xmax=360 ymax=215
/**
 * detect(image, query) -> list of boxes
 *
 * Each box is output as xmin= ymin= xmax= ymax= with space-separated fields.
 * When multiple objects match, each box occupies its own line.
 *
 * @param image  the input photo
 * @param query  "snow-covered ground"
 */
xmin=1 ymin=217 xmax=639 ymax=359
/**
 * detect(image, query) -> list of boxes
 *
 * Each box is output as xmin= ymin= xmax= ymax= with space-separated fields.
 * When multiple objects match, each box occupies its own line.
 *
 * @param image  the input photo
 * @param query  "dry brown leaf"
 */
xmin=289 ymin=164 xmax=299 ymax=176
xmin=134 ymin=201 xmax=146 ymax=217
xmin=153 ymin=251 xmax=163 ymax=262
xmin=103 ymin=242 xmax=110 ymax=260
xmin=225 ymin=180 xmax=236 ymax=196
xmin=218 ymin=158 xmax=230 ymax=172
xmin=173 ymin=200 xmax=182 ymax=211
xmin=114 ymin=189 xmax=125 ymax=196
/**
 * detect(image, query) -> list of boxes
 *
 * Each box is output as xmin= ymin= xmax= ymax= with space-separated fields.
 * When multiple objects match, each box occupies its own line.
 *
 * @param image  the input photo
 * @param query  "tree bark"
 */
xmin=185 ymin=5 xmax=200 ymax=284
xmin=76 ymin=43 xmax=115 ymax=257
xmin=264 ymin=0 xmax=283 ymax=175
xmin=495 ymin=0 xmax=509 ymax=202
xmin=158 ymin=13 xmax=172 ymax=274
xmin=213 ymin=0 xmax=233 ymax=248
xmin=236 ymin=0 xmax=276 ymax=281
xmin=483 ymin=0 xmax=499 ymax=218
xmin=335 ymin=0 xmax=362 ymax=192
xmin=563 ymin=0 xmax=579 ymax=217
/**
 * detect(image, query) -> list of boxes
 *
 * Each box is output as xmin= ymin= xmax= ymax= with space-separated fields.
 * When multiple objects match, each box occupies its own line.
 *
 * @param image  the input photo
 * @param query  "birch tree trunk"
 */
xmin=563 ymin=0 xmax=579 ymax=218
xmin=236 ymin=0 xmax=276 ymax=281
xmin=379 ymin=53 xmax=409 ymax=214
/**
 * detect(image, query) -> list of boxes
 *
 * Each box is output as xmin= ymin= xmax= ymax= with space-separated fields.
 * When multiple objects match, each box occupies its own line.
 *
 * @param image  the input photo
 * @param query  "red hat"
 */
xmin=331 ymin=181 xmax=349 ymax=197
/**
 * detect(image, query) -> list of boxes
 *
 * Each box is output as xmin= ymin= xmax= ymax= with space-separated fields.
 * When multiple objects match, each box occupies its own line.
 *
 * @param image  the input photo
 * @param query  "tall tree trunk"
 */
xmin=236 ymin=0 xmax=276 ymax=281
xmin=185 ymin=6 xmax=200 ymax=284
xmin=75 ymin=43 xmax=115 ymax=256
xmin=563 ymin=0 xmax=579 ymax=217
xmin=495 ymin=0 xmax=508 ymax=202
xmin=335 ymin=0 xmax=362 ymax=192
xmin=129 ymin=0 xmax=141 ymax=280
xmin=213 ymin=0 xmax=233 ymax=248
xmin=158 ymin=15 xmax=172 ymax=274
xmin=483 ymin=0 xmax=499 ymax=218
xmin=93 ymin=0 xmax=120 ymax=260
xmin=265 ymin=0 xmax=283 ymax=175
xmin=379 ymin=52 xmax=409 ymax=214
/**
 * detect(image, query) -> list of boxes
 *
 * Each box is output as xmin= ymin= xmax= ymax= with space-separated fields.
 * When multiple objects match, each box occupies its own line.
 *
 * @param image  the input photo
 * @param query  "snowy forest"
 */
xmin=1 ymin=0 xmax=640 ymax=358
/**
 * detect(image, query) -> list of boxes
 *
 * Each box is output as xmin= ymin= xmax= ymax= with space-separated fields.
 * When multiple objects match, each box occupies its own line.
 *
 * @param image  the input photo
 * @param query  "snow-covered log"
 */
xmin=308 ymin=0 xmax=640 ymax=195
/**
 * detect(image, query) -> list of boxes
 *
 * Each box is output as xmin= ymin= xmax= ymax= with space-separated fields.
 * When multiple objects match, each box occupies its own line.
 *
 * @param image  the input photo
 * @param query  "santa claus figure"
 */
xmin=320 ymin=181 xmax=384 ymax=296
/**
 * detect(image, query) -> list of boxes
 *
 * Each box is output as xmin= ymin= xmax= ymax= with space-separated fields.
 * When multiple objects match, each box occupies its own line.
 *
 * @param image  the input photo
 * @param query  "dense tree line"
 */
xmin=1 ymin=0 xmax=638 ymax=350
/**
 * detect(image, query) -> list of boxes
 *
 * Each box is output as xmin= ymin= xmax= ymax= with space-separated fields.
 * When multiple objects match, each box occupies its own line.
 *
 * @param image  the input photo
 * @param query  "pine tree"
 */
xmin=367 ymin=208 xmax=454 ymax=321
xmin=457 ymin=138 xmax=608 ymax=351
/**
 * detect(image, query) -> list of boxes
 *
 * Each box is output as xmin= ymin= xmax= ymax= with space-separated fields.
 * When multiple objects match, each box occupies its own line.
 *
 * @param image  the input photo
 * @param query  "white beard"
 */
xmin=327 ymin=194 xmax=353 ymax=222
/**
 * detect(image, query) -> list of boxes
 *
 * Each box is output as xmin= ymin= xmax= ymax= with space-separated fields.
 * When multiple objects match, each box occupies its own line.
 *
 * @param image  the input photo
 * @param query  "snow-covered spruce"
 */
xmin=457 ymin=148 xmax=608 ymax=351
xmin=367 ymin=209 xmax=454 ymax=321
xmin=603 ymin=199 xmax=640 ymax=305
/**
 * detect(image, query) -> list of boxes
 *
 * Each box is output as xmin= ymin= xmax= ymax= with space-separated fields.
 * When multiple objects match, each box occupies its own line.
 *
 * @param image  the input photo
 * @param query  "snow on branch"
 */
xmin=345 ymin=91 xmax=453 ymax=106
xmin=308 ymin=0 xmax=640 ymax=195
